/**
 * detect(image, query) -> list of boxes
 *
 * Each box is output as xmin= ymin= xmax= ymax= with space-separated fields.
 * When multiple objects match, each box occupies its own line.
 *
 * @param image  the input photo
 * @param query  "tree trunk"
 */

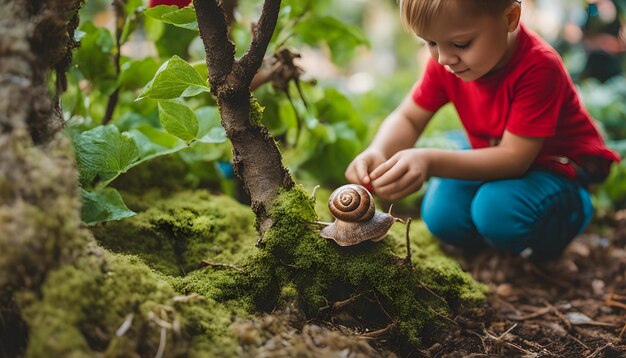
xmin=193 ymin=0 xmax=293 ymax=237
xmin=0 ymin=0 xmax=90 ymax=355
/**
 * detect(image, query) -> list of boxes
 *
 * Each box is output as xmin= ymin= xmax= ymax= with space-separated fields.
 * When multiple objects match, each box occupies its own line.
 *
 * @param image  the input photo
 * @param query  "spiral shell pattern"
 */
xmin=328 ymin=184 xmax=375 ymax=222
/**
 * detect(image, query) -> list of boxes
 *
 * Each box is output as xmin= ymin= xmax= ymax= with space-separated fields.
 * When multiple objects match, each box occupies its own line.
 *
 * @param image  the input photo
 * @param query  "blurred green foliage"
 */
xmin=63 ymin=0 xmax=626 ymax=225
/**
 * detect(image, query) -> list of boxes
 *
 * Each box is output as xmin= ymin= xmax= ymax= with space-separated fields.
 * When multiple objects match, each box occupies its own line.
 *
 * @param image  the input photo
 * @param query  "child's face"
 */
xmin=416 ymin=3 xmax=518 ymax=82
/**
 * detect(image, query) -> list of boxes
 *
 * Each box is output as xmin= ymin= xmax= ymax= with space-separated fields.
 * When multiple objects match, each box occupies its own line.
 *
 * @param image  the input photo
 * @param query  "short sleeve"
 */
xmin=411 ymin=57 xmax=449 ymax=112
xmin=506 ymin=62 xmax=566 ymax=137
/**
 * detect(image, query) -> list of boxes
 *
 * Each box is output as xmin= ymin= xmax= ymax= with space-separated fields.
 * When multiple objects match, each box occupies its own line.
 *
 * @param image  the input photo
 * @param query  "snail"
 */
xmin=318 ymin=184 xmax=397 ymax=246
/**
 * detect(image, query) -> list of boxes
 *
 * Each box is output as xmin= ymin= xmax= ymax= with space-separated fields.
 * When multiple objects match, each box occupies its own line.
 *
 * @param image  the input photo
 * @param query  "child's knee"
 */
xmin=471 ymin=184 xmax=533 ymax=254
xmin=422 ymin=210 xmax=462 ymax=245
xmin=422 ymin=200 xmax=477 ymax=249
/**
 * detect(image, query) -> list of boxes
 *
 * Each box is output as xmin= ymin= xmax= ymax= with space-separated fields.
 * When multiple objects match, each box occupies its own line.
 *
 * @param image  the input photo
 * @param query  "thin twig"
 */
xmin=508 ymin=306 xmax=552 ymax=321
xmin=619 ymin=322 xmax=626 ymax=340
xmin=501 ymin=341 xmax=535 ymax=355
xmin=428 ymin=306 xmax=459 ymax=327
xmin=605 ymin=299 xmax=626 ymax=310
xmin=467 ymin=330 xmax=488 ymax=354
xmin=201 ymin=260 xmax=244 ymax=272
xmin=115 ymin=313 xmax=134 ymax=337
xmin=155 ymin=326 xmax=167 ymax=358
xmin=172 ymin=294 xmax=205 ymax=303
xmin=310 ymin=185 xmax=320 ymax=201
xmin=483 ymin=323 xmax=518 ymax=342
xmin=588 ymin=343 xmax=614 ymax=358
xmin=307 ymin=221 xmax=332 ymax=227
xmin=319 ymin=290 xmax=372 ymax=313
xmin=359 ymin=322 xmax=398 ymax=338
xmin=404 ymin=217 xmax=413 ymax=269
xmin=103 ymin=0 xmax=124 ymax=124
xmin=418 ymin=282 xmax=448 ymax=306
xmin=372 ymin=290 xmax=394 ymax=321
xmin=543 ymin=299 xmax=572 ymax=330
xmin=568 ymin=331 xmax=591 ymax=351
xmin=278 ymin=258 xmax=298 ymax=269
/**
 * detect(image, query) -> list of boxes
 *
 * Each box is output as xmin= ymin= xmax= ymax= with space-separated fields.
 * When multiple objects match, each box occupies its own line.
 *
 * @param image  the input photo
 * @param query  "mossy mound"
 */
xmin=252 ymin=186 xmax=486 ymax=348
xmin=19 ymin=249 xmax=242 ymax=357
xmin=91 ymin=190 xmax=257 ymax=276
xmin=87 ymin=186 xmax=486 ymax=352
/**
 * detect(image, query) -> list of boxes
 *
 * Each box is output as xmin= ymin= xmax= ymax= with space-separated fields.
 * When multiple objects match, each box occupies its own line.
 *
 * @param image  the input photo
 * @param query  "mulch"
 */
xmin=427 ymin=209 xmax=626 ymax=357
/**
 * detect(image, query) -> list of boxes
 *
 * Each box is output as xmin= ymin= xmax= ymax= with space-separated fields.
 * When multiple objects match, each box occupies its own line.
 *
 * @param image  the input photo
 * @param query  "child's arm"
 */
xmin=345 ymin=93 xmax=435 ymax=186
xmin=369 ymin=131 xmax=544 ymax=200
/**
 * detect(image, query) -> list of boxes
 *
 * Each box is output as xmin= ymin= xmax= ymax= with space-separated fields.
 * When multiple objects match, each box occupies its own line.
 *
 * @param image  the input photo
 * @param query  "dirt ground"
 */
xmin=425 ymin=209 xmax=626 ymax=357
xmin=233 ymin=210 xmax=626 ymax=357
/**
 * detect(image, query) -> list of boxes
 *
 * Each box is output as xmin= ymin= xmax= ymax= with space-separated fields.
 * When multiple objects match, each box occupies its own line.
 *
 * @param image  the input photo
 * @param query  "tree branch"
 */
xmin=193 ymin=0 xmax=235 ymax=92
xmin=237 ymin=0 xmax=281 ymax=85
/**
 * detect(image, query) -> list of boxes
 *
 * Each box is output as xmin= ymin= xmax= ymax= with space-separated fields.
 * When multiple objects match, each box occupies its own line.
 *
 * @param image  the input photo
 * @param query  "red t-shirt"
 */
xmin=412 ymin=23 xmax=620 ymax=181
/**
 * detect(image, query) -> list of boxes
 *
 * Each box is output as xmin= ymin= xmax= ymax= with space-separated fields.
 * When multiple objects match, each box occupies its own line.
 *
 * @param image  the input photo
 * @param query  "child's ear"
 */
xmin=504 ymin=3 xmax=521 ymax=32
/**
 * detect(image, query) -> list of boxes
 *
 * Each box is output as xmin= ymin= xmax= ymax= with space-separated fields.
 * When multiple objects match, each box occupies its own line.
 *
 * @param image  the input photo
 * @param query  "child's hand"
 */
xmin=345 ymin=149 xmax=387 ymax=187
xmin=370 ymin=148 xmax=430 ymax=201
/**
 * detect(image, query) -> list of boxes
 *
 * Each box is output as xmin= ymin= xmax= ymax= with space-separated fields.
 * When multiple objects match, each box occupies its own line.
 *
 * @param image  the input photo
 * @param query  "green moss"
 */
xmin=246 ymin=185 xmax=486 ymax=347
xmin=84 ymin=184 xmax=485 ymax=351
xmin=21 ymin=251 xmax=240 ymax=357
xmin=250 ymin=96 xmax=264 ymax=126
xmin=91 ymin=190 xmax=258 ymax=276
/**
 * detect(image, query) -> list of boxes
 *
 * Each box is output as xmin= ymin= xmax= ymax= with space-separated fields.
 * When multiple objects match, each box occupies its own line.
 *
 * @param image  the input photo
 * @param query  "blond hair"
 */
xmin=400 ymin=0 xmax=520 ymax=34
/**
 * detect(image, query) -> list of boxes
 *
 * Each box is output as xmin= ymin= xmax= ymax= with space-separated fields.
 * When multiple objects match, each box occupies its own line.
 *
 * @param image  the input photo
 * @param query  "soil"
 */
xmin=419 ymin=209 xmax=626 ymax=357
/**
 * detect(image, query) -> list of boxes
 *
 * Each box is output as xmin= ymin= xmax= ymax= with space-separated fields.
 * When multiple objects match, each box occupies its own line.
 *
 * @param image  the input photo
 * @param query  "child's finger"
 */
xmin=354 ymin=160 xmax=371 ymax=184
xmin=372 ymin=162 xmax=407 ymax=188
xmin=370 ymin=158 xmax=396 ymax=180
xmin=376 ymin=174 xmax=423 ymax=201
xmin=375 ymin=171 xmax=412 ymax=196
xmin=344 ymin=162 xmax=359 ymax=184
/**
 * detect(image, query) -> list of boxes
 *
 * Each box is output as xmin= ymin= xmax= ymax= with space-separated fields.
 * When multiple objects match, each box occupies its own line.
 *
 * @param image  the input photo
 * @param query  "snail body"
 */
xmin=320 ymin=184 xmax=396 ymax=246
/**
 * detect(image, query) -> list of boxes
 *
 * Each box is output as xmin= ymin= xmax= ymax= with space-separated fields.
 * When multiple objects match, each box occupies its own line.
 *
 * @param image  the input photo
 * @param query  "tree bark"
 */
xmin=0 ymin=0 xmax=89 ymax=298
xmin=194 ymin=0 xmax=293 ymax=237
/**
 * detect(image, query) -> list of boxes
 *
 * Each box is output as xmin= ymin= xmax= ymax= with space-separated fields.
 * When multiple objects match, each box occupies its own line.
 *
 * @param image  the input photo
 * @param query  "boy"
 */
xmin=345 ymin=0 xmax=620 ymax=259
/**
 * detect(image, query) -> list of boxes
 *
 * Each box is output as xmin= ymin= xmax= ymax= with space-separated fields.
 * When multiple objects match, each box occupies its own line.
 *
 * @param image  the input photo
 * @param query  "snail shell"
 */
xmin=320 ymin=184 xmax=395 ymax=246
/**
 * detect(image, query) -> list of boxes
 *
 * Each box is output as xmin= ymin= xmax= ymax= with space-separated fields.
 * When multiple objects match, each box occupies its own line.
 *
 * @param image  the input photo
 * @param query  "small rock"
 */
xmin=566 ymin=312 xmax=593 ymax=325
xmin=592 ymin=279 xmax=605 ymax=297
xmin=567 ymin=241 xmax=590 ymax=257
xmin=496 ymin=283 xmax=515 ymax=298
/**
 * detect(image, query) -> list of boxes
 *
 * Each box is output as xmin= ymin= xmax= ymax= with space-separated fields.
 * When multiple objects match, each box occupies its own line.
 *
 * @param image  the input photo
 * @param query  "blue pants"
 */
xmin=421 ymin=170 xmax=593 ymax=259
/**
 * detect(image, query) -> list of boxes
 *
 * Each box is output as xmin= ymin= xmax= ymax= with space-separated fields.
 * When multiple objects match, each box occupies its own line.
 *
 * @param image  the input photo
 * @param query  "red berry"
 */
xmin=148 ymin=0 xmax=191 ymax=8
xmin=362 ymin=183 xmax=373 ymax=193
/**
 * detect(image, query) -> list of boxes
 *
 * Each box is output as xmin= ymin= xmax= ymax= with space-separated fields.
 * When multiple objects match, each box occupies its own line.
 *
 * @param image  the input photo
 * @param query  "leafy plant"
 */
xmin=65 ymin=1 xmax=373 ymax=224
xmin=66 ymin=3 xmax=226 ymax=225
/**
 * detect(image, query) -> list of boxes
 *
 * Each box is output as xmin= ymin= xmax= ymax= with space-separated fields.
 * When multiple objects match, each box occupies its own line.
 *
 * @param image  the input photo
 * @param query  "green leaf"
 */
xmin=145 ymin=5 xmax=198 ymax=30
xmin=81 ymin=188 xmax=136 ymax=225
xmin=158 ymin=100 xmax=199 ymax=142
xmin=195 ymin=106 xmax=227 ymax=143
xmin=138 ymin=55 xmax=209 ymax=100
xmin=118 ymin=57 xmax=161 ymax=90
xmin=231 ymin=22 xmax=252 ymax=59
xmin=74 ymin=21 xmax=117 ymax=90
xmin=73 ymin=125 xmax=140 ymax=188
xmin=127 ymin=124 xmax=187 ymax=161
xmin=120 ymin=0 xmax=145 ymax=44
xmin=295 ymin=16 xmax=369 ymax=66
